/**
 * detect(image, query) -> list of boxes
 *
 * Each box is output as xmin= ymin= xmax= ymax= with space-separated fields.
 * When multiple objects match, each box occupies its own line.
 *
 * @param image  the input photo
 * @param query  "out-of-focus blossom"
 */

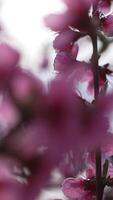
xmin=0 ymin=97 xmax=20 ymax=137
xmin=4 ymin=122 xmax=48 ymax=161
xmin=101 ymin=15 xmax=113 ymax=36
xmin=63 ymin=177 xmax=87 ymax=199
xmin=0 ymin=43 xmax=20 ymax=69
xmin=44 ymin=0 xmax=95 ymax=33
xmin=54 ymin=46 xmax=92 ymax=85
xmin=21 ymin=155 xmax=53 ymax=200
xmin=62 ymin=159 xmax=113 ymax=200
xmin=62 ymin=166 xmax=96 ymax=200
xmin=0 ymin=43 xmax=20 ymax=90
xmin=0 ymin=156 xmax=25 ymax=200
xmin=97 ymin=0 xmax=112 ymax=14
xmin=9 ymin=70 xmax=44 ymax=109
xmin=53 ymin=30 xmax=83 ymax=51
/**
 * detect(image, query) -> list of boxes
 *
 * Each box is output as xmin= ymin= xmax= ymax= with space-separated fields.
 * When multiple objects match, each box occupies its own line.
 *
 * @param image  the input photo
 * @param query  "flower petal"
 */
xmin=62 ymin=177 xmax=84 ymax=199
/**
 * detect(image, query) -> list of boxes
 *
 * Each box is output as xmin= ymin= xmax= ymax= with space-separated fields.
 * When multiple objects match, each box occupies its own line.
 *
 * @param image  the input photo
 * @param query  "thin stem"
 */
xmin=96 ymin=148 xmax=102 ymax=200
xmin=91 ymin=33 xmax=103 ymax=200
xmin=91 ymin=33 xmax=99 ymax=100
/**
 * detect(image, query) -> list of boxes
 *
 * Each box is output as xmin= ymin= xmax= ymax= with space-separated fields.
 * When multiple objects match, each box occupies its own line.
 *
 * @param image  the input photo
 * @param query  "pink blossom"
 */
xmin=0 ymin=97 xmax=20 ymax=137
xmin=54 ymin=51 xmax=76 ymax=72
xmin=53 ymin=29 xmax=81 ymax=51
xmin=101 ymin=15 xmax=113 ymax=36
xmin=0 ymin=43 xmax=20 ymax=70
xmin=0 ymin=43 xmax=20 ymax=90
xmin=21 ymin=155 xmax=53 ymax=200
xmin=0 ymin=156 xmax=24 ymax=200
xmin=44 ymin=0 xmax=94 ymax=33
xmin=44 ymin=12 xmax=74 ymax=32
xmin=98 ymin=0 xmax=112 ymax=14
xmin=62 ymin=177 xmax=86 ymax=199
xmin=62 ymin=166 xmax=96 ymax=199
xmin=10 ymin=70 xmax=43 ymax=108
xmin=5 ymin=122 xmax=49 ymax=161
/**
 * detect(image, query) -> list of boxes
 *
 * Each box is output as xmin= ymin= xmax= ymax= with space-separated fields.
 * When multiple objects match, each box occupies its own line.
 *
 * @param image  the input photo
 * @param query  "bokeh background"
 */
xmin=0 ymin=0 xmax=64 ymax=68
xmin=0 ymin=1 xmax=66 ymax=199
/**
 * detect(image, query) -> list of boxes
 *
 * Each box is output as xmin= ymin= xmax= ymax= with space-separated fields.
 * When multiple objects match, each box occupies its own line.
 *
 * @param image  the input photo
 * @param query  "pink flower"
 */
xmin=21 ymin=154 xmax=53 ymax=200
xmin=98 ymin=0 xmax=112 ymax=14
xmin=44 ymin=12 xmax=74 ymax=32
xmin=53 ymin=30 xmax=81 ymax=51
xmin=10 ymin=69 xmax=44 ymax=109
xmin=0 ymin=43 xmax=20 ymax=70
xmin=62 ymin=177 xmax=86 ymax=199
xmin=62 ymin=166 xmax=96 ymax=200
xmin=54 ymin=51 xmax=76 ymax=72
xmin=54 ymin=47 xmax=92 ymax=84
xmin=0 ymin=43 xmax=20 ymax=90
xmin=0 ymin=156 xmax=24 ymax=200
xmin=5 ymin=122 xmax=49 ymax=160
xmin=44 ymin=0 xmax=94 ymax=33
xmin=0 ymin=97 xmax=20 ymax=137
xmin=101 ymin=15 xmax=113 ymax=36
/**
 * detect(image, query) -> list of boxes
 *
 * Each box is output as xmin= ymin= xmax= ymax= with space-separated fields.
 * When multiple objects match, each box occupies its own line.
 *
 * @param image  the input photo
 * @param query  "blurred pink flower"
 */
xmin=102 ymin=15 xmax=113 ymax=36
xmin=0 ymin=43 xmax=20 ymax=69
xmin=62 ymin=166 xmax=96 ymax=200
xmin=0 ymin=97 xmax=20 ymax=137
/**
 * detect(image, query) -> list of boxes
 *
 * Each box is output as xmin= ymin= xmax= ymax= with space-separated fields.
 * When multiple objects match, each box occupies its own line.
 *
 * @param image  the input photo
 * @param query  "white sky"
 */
xmin=0 ymin=0 xmax=65 ymax=68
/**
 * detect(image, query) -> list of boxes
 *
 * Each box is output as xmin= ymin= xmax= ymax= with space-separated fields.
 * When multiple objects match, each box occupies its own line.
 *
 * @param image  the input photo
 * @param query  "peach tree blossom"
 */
xmin=0 ymin=0 xmax=113 ymax=200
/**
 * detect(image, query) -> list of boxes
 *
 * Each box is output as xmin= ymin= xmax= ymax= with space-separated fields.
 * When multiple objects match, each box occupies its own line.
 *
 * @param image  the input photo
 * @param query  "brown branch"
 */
xmin=90 ymin=32 xmax=103 ymax=200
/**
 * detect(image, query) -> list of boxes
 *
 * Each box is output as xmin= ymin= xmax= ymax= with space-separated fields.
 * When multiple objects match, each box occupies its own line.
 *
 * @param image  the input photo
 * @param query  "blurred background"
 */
xmin=0 ymin=1 xmax=66 ymax=199
xmin=0 ymin=0 xmax=65 ymax=69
